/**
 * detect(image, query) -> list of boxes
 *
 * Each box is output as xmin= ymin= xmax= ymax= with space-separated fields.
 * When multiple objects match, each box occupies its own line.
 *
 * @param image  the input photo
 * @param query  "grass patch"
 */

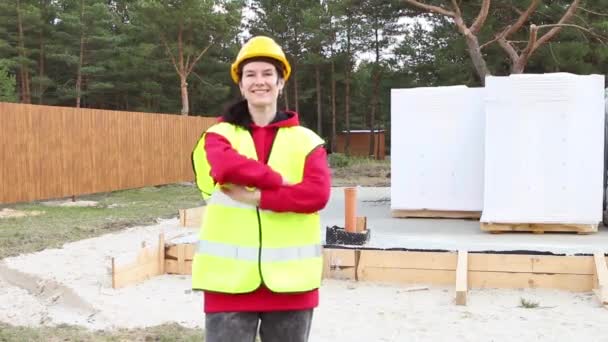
xmin=519 ymin=298 xmax=540 ymax=309
xmin=0 ymin=322 xmax=202 ymax=341
xmin=330 ymin=154 xmax=390 ymax=187
xmin=0 ymin=184 xmax=204 ymax=259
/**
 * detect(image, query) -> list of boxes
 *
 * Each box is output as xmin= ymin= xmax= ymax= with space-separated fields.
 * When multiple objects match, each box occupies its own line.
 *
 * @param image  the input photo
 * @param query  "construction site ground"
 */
xmin=2 ymin=184 xmax=608 ymax=341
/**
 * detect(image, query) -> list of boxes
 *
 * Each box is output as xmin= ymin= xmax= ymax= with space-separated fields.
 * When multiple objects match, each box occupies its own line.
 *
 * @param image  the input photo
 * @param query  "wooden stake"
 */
xmin=356 ymin=216 xmax=367 ymax=233
xmin=179 ymin=209 xmax=186 ymax=227
xmin=593 ymin=252 xmax=608 ymax=306
xmin=178 ymin=244 xmax=186 ymax=275
xmin=111 ymin=257 xmax=116 ymax=289
xmin=158 ymin=233 xmax=165 ymax=275
xmin=455 ymin=250 xmax=468 ymax=306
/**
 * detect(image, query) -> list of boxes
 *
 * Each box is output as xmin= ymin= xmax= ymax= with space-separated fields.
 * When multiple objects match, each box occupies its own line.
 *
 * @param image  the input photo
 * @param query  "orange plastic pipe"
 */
xmin=344 ymin=187 xmax=357 ymax=233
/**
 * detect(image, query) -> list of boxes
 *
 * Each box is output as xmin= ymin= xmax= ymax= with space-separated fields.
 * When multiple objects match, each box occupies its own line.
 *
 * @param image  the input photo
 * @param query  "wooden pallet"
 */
xmin=481 ymin=222 xmax=598 ymax=234
xmin=392 ymin=209 xmax=481 ymax=219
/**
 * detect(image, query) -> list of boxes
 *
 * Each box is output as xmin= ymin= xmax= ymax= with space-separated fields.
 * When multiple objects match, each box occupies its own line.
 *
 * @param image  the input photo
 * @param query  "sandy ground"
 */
xmin=41 ymin=200 xmax=99 ymax=207
xmin=1 ymin=219 xmax=608 ymax=341
xmin=0 ymin=208 xmax=44 ymax=219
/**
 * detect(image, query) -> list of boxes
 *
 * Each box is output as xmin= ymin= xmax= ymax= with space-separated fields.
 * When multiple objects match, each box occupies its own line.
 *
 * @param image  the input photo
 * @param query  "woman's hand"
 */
xmin=221 ymin=185 xmax=261 ymax=206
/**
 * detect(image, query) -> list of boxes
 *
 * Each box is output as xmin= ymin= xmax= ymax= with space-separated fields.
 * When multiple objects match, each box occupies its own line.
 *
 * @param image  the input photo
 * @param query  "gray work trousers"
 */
xmin=204 ymin=309 xmax=313 ymax=342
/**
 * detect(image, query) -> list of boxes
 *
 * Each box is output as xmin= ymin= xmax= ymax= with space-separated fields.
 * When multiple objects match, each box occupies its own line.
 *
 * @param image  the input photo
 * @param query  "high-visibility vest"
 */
xmin=191 ymin=122 xmax=325 ymax=293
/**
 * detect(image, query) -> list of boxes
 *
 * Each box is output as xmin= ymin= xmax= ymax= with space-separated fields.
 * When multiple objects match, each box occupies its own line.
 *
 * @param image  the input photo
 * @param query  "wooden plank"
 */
xmin=358 ymin=250 xmax=596 ymax=274
xmin=165 ymin=244 xmax=196 ymax=260
xmin=359 ymin=250 xmax=457 ymax=270
xmin=392 ymin=209 xmax=481 ymax=219
xmin=468 ymin=253 xmax=596 ymax=275
xmin=481 ymin=222 xmax=598 ymax=234
xmin=113 ymin=262 xmax=161 ymax=288
xmin=158 ymin=234 xmax=165 ymax=274
xmin=359 ymin=268 xmax=455 ymax=285
xmin=111 ymin=235 xmax=164 ymax=288
xmin=593 ymin=253 xmax=608 ymax=305
xmin=325 ymin=248 xmax=600 ymax=292
xmin=112 ymin=258 xmax=161 ymax=289
xmin=338 ymin=249 xmax=598 ymax=275
xmin=165 ymin=259 xmax=193 ymax=275
xmin=323 ymin=248 xmax=356 ymax=280
xmin=179 ymin=209 xmax=186 ymax=227
xmin=469 ymin=272 xmax=594 ymax=292
xmin=178 ymin=244 xmax=186 ymax=275
xmin=179 ymin=207 xmax=205 ymax=227
xmin=111 ymin=258 xmax=117 ymax=289
xmin=142 ymin=114 xmax=164 ymax=185
xmin=356 ymin=268 xmax=594 ymax=292
xmin=455 ymin=250 xmax=468 ymax=305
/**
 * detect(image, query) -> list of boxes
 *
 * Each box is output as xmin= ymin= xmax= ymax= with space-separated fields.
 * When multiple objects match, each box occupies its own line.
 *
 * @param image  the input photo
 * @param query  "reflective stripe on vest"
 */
xmin=197 ymin=240 xmax=322 ymax=262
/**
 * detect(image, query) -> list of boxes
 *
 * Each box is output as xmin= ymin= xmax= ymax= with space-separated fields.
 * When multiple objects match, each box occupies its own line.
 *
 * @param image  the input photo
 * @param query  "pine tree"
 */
xmin=135 ymin=0 xmax=243 ymax=115
xmin=0 ymin=59 xmax=18 ymax=102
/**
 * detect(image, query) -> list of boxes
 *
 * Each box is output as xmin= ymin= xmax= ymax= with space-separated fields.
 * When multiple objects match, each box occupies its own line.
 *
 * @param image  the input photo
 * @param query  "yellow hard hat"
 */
xmin=230 ymin=36 xmax=291 ymax=84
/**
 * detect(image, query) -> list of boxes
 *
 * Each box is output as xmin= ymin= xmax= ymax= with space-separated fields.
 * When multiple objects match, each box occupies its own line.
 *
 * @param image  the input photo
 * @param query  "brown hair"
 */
xmin=237 ymin=57 xmax=286 ymax=83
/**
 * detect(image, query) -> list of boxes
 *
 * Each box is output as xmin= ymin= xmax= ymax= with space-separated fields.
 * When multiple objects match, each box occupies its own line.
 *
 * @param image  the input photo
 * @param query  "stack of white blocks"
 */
xmin=481 ymin=73 xmax=605 ymax=225
xmin=391 ymin=86 xmax=485 ymax=212
xmin=390 ymin=73 xmax=605 ymax=225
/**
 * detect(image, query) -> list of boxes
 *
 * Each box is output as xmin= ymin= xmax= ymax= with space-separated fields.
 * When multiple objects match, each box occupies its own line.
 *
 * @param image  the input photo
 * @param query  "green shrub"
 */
xmin=328 ymin=153 xmax=351 ymax=168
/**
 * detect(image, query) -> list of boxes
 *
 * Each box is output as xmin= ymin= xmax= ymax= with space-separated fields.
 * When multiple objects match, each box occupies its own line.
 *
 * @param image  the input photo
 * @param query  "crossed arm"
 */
xmin=205 ymin=133 xmax=331 ymax=213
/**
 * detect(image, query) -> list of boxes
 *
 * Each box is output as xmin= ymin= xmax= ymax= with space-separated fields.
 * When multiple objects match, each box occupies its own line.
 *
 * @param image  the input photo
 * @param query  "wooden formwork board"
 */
xmin=115 ymin=236 xmax=608 ymax=308
xmin=392 ymin=209 xmax=481 ymax=219
xmin=481 ymin=222 xmax=598 ymax=234
xmin=112 ymin=234 xmax=165 ymax=289
xmin=179 ymin=206 xmax=205 ymax=228
xmin=164 ymin=243 xmax=196 ymax=275
xmin=323 ymin=248 xmax=608 ymax=306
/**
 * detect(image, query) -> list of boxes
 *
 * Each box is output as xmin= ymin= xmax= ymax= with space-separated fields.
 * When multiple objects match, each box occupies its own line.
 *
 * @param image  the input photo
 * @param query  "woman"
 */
xmin=191 ymin=35 xmax=331 ymax=342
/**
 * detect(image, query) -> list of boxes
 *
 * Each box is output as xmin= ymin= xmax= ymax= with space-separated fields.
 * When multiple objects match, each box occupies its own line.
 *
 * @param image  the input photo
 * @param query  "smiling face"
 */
xmin=239 ymin=60 xmax=285 ymax=108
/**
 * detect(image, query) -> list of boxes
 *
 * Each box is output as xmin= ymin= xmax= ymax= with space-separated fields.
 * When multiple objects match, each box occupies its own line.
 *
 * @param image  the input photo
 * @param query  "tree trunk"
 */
xmin=176 ymin=24 xmax=189 ymax=115
xmin=405 ymin=0 xmax=492 ymax=83
xmin=331 ymin=60 xmax=336 ymax=153
xmin=75 ymin=0 xmax=85 ymax=108
xmin=75 ymin=32 xmax=85 ymax=107
xmin=283 ymin=82 xmax=289 ymax=109
xmin=511 ymin=57 xmax=528 ymax=74
xmin=180 ymin=74 xmax=189 ymax=115
xmin=315 ymin=64 xmax=322 ymax=136
xmin=38 ymin=31 xmax=45 ymax=104
xmin=369 ymin=70 xmax=381 ymax=159
xmin=463 ymin=32 xmax=490 ymax=84
xmin=369 ymin=25 xmax=380 ymax=159
xmin=293 ymin=66 xmax=299 ymax=114
xmin=16 ymin=0 xmax=31 ymax=103
xmin=344 ymin=20 xmax=352 ymax=156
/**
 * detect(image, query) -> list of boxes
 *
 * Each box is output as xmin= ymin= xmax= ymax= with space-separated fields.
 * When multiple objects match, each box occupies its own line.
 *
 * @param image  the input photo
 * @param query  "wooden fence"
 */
xmin=0 ymin=102 xmax=216 ymax=204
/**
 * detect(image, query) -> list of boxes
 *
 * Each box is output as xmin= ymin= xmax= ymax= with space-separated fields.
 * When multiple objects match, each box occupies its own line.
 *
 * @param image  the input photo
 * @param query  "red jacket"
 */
xmin=203 ymin=107 xmax=331 ymax=313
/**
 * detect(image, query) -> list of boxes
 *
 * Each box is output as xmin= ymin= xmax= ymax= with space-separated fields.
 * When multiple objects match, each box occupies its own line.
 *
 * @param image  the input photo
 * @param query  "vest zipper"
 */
xmin=256 ymin=208 xmax=265 ymax=286
xmin=251 ymin=126 xmax=279 ymax=288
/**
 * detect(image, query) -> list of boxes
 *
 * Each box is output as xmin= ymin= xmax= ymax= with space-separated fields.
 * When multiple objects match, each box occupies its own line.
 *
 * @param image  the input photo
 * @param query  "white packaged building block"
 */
xmin=390 ymin=86 xmax=485 ymax=211
xmin=481 ymin=73 xmax=605 ymax=224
